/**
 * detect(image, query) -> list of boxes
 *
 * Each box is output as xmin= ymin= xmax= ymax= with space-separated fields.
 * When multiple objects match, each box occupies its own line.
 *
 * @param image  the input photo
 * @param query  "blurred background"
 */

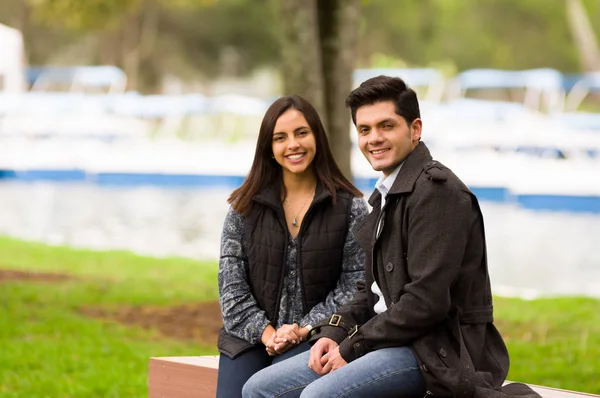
xmin=0 ymin=0 xmax=599 ymax=396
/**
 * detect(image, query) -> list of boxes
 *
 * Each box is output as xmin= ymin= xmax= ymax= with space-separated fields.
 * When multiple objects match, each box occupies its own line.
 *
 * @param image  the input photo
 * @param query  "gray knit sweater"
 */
xmin=218 ymin=197 xmax=368 ymax=344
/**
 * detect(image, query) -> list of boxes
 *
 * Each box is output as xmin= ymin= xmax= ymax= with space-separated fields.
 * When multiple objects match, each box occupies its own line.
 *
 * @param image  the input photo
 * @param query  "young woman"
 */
xmin=216 ymin=95 xmax=368 ymax=397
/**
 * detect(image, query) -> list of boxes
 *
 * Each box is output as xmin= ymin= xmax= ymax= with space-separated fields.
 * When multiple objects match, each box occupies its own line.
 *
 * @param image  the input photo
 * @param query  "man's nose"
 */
xmin=368 ymin=128 xmax=384 ymax=145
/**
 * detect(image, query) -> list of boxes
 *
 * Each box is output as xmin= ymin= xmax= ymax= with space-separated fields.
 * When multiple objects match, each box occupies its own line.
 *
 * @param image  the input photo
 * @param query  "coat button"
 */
xmin=420 ymin=364 xmax=429 ymax=372
xmin=439 ymin=348 xmax=447 ymax=358
xmin=385 ymin=262 xmax=394 ymax=272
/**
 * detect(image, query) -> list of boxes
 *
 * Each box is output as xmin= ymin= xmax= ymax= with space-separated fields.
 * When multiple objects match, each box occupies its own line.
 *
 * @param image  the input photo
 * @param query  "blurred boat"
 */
xmin=0 ymin=64 xmax=599 ymax=213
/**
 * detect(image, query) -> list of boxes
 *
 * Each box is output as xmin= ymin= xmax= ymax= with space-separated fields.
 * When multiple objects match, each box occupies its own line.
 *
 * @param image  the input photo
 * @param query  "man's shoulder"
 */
xmin=415 ymin=159 xmax=472 ymax=197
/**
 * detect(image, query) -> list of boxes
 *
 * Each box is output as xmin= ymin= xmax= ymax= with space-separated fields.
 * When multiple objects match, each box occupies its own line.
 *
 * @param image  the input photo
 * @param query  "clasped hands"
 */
xmin=261 ymin=323 xmax=309 ymax=356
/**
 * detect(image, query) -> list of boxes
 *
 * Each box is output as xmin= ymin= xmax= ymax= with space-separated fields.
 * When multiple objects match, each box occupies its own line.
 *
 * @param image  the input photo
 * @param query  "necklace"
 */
xmin=285 ymin=187 xmax=315 ymax=227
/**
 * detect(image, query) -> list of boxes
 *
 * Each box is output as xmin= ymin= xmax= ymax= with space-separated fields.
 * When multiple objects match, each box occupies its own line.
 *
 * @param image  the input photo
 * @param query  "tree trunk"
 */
xmin=278 ymin=0 xmax=325 ymax=116
xmin=277 ymin=0 xmax=359 ymax=179
xmin=318 ymin=0 xmax=359 ymax=180
xmin=122 ymin=12 xmax=142 ymax=91
xmin=565 ymin=0 xmax=600 ymax=72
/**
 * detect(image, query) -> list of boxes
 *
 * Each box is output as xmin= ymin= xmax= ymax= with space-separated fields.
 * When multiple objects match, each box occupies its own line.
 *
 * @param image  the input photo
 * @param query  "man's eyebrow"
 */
xmin=357 ymin=118 xmax=396 ymax=128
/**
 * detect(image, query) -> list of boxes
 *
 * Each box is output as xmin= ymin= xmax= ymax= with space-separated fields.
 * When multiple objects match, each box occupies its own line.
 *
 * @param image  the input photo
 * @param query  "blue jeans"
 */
xmin=242 ymin=345 xmax=425 ymax=398
xmin=216 ymin=342 xmax=311 ymax=398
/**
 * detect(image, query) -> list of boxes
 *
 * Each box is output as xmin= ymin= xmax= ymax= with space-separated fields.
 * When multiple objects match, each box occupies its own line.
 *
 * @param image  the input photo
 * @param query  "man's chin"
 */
xmin=369 ymin=162 xmax=385 ymax=172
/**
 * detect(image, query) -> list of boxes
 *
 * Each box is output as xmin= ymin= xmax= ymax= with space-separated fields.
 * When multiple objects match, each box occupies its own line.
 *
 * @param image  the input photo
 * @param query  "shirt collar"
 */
xmin=375 ymin=162 xmax=403 ymax=199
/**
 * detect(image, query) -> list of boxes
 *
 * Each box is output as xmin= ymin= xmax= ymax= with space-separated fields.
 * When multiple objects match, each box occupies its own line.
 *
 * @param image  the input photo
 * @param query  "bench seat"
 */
xmin=148 ymin=356 xmax=599 ymax=398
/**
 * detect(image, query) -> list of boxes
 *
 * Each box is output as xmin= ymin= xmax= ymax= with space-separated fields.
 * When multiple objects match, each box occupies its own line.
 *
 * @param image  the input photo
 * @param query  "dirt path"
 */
xmin=80 ymin=302 xmax=222 ymax=347
xmin=0 ymin=269 xmax=73 ymax=283
xmin=1 ymin=268 xmax=221 ymax=347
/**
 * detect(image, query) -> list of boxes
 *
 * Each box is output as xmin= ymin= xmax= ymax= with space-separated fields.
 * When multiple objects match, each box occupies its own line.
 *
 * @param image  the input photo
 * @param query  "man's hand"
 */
xmin=308 ymin=337 xmax=338 ymax=375
xmin=320 ymin=346 xmax=348 ymax=374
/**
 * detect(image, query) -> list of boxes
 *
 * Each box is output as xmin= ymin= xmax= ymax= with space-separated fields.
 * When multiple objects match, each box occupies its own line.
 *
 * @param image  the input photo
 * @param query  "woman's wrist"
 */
xmin=260 ymin=325 xmax=276 ymax=346
xmin=299 ymin=324 xmax=313 ymax=340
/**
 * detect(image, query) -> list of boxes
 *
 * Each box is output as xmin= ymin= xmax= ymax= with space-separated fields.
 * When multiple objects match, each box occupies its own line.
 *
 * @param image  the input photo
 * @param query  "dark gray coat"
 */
xmin=312 ymin=143 xmax=537 ymax=396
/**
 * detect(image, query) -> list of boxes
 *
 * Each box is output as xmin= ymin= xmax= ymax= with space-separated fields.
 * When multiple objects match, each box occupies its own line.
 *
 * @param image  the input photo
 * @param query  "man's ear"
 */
xmin=411 ymin=118 xmax=422 ymax=141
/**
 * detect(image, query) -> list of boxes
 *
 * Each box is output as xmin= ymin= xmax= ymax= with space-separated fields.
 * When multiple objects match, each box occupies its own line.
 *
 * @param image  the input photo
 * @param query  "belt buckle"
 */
xmin=348 ymin=325 xmax=358 ymax=338
xmin=329 ymin=314 xmax=341 ymax=327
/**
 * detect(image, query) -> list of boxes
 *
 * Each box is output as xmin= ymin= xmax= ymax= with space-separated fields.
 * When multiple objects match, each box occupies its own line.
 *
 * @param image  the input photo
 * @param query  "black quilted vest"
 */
xmin=244 ymin=183 xmax=353 ymax=324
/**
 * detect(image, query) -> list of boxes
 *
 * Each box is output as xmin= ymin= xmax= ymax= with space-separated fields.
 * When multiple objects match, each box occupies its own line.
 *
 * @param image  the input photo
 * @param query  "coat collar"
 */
xmin=367 ymin=142 xmax=433 ymax=206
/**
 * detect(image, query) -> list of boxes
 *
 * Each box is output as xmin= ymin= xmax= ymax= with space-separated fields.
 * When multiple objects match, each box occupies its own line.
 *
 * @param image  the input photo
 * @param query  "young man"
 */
xmin=242 ymin=76 xmax=537 ymax=398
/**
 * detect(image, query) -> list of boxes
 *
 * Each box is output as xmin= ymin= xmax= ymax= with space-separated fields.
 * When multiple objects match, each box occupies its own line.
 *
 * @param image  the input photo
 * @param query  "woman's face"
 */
xmin=271 ymin=108 xmax=317 ymax=178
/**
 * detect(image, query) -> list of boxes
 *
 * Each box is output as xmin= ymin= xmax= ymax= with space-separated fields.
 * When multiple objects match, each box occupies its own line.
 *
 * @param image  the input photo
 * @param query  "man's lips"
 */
xmin=369 ymin=148 xmax=390 ymax=157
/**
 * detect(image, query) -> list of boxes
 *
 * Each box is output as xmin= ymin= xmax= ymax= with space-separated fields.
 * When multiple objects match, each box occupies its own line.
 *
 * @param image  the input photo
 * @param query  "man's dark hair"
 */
xmin=346 ymin=75 xmax=421 ymax=125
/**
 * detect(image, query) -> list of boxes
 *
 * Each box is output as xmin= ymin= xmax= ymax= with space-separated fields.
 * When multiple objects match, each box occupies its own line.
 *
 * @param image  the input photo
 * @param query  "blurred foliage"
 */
xmin=1 ymin=0 xmax=599 ymax=92
xmin=358 ymin=0 xmax=600 ymax=73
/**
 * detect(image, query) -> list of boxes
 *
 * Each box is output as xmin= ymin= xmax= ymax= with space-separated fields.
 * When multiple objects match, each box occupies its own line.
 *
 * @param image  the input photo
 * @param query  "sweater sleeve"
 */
xmin=218 ymin=207 xmax=270 ymax=344
xmin=299 ymin=197 xmax=368 ymax=328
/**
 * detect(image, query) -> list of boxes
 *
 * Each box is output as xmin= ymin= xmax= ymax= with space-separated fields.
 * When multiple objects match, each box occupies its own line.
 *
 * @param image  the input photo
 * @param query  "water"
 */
xmin=1 ymin=181 xmax=599 ymax=298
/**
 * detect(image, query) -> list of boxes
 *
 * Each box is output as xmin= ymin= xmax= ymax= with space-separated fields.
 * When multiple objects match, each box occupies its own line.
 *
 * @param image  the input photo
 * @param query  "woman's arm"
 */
xmin=299 ymin=197 xmax=369 ymax=329
xmin=218 ymin=207 xmax=270 ymax=345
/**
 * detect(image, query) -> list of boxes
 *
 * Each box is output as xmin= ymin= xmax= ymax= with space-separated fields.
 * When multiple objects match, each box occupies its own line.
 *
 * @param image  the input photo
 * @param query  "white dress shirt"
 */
xmin=371 ymin=162 xmax=403 ymax=314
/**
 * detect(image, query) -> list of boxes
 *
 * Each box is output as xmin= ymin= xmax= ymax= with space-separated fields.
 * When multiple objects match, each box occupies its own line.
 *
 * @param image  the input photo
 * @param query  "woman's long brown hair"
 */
xmin=228 ymin=95 xmax=362 ymax=215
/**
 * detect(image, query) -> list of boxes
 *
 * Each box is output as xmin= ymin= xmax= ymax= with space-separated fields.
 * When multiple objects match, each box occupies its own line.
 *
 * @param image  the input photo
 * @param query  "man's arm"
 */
xmin=337 ymin=182 xmax=477 ymax=362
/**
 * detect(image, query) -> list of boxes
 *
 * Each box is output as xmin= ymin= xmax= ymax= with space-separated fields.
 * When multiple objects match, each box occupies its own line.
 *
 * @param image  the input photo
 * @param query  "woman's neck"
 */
xmin=282 ymin=171 xmax=317 ymax=196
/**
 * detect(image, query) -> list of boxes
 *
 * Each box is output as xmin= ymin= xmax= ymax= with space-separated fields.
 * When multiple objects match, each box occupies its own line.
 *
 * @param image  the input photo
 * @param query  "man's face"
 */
xmin=355 ymin=101 xmax=422 ymax=177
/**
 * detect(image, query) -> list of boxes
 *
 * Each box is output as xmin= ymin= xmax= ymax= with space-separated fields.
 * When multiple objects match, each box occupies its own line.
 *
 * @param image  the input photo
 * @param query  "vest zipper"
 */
xmin=273 ymin=209 xmax=289 ymax=326
xmin=296 ymin=202 xmax=316 ymax=315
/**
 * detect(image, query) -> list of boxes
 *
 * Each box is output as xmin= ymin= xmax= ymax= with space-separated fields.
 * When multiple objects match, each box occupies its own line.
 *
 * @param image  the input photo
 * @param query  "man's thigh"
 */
xmin=273 ymin=342 xmax=311 ymax=364
xmin=300 ymin=346 xmax=425 ymax=398
xmin=242 ymin=351 xmax=318 ymax=398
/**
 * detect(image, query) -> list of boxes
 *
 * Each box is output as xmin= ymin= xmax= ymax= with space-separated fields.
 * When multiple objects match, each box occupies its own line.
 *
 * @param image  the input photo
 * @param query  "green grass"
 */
xmin=1 ymin=236 xmax=599 ymax=396
xmin=494 ymin=296 xmax=600 ymax=393
xmin=0 ymin=236 xmax=219 ymax=397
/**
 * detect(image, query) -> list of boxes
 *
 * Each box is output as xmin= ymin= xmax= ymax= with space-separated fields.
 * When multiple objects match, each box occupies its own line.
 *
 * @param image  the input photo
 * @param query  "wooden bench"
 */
xmin=148 ymin=356 xmax=599 ymax=398
xmin=149 ymin=356 xmax=218 ymax=398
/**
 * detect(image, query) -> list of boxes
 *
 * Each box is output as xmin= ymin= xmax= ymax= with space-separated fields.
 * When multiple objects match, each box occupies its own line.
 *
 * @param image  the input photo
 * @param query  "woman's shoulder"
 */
xmin=223 ymin=205 xmax=246 ymax=231
xmin=350 ymin=196 xmax=369 ymax=217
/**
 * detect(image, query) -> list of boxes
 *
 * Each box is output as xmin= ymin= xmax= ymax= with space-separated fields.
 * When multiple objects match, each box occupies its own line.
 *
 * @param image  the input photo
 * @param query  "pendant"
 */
xmin=292 ymin=217 xmax=298 ymax=227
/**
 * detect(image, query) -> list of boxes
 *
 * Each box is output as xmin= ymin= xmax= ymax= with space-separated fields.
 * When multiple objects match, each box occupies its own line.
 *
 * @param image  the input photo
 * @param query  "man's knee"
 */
xmin=299 ymin=381 xmax=330 ymax=398
xmin=241 ymin=375 xmax=262 ymax=398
